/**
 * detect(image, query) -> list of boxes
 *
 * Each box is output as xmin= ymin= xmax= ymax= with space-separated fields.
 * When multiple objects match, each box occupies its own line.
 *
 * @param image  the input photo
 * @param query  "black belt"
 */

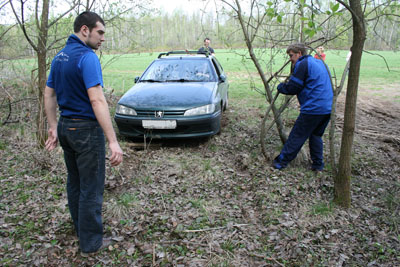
xmin=61 ymin=116 xmax=95 ymax=121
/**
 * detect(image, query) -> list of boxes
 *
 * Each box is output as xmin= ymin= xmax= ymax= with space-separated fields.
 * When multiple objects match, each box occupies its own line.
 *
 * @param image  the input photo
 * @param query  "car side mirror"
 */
xmin=134 ymin=76 xmax=140 ymax=83
xmin=219 ymin=74 xmax=226 ymax=82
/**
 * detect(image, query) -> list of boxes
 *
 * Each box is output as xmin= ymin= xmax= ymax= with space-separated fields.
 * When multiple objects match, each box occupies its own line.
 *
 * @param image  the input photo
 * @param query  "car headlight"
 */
xmin=116 ymin=104 xmax=137 ymax=116
xmin=184 ymin=104 xmax=216 ymax=116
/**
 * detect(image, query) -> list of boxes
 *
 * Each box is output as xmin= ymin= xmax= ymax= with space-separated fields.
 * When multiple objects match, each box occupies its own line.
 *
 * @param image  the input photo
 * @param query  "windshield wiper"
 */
xmin=141 ymin=79 xmax=161 ymax=83
xmin=165 ymin=79 xmax=197 ymax=82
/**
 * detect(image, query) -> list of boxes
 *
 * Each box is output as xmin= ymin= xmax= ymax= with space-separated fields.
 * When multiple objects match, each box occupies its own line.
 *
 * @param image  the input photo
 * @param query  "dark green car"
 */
xmin=114 ymin=51 xmax=229 ymax=139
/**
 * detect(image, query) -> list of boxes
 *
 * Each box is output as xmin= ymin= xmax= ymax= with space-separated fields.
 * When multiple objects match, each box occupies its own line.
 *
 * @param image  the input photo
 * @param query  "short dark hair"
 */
xmin=74 ymin=11 xmax=105 ymax=33
xmin=204 ymin=37 xmax=210 ymax=42
xmin=286 ymin=43 xmax=308 ymax=56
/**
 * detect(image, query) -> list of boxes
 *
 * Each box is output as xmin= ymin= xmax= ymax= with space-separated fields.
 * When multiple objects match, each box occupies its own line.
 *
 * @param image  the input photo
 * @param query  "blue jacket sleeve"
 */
xmin=277 ymin=81 xmax=302 ymax=95
xmin=277 ymin=58 xmax=308 ymax=95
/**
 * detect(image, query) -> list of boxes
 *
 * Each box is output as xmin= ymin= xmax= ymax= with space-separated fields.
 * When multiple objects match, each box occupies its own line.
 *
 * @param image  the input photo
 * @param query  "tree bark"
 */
xmin=334 ymin=0 xmax=366 ymax=208
xmin=36 ymin=0 xmax=50 ymax=147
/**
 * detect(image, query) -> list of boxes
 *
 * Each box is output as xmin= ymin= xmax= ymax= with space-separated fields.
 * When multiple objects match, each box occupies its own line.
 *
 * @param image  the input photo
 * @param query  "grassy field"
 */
xmin=101 ymin=49 xmax=400 ymax=102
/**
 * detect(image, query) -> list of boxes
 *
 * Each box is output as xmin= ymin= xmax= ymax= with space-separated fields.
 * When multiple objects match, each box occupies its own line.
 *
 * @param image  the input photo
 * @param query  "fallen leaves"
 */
xmin=1 ymin=96 xmax=400 ymax=266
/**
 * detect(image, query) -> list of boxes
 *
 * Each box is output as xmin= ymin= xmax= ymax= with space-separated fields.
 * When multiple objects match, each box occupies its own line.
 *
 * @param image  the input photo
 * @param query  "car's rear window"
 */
xmin=142 ymin=59 xmax=216 ymax=82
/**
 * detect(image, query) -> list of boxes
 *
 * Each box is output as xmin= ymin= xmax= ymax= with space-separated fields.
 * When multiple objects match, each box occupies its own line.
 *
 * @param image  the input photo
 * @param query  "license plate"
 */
xmin=142 ymin=120 xmax=177 ymax=129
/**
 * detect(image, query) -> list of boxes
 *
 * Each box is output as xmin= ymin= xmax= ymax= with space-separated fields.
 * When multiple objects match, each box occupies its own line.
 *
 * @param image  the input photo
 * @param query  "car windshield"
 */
xmin=141 ymin=59 xmax=216 ymax=82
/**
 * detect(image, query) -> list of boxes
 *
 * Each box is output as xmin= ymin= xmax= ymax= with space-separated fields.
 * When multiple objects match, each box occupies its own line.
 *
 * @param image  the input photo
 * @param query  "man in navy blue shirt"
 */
xmin=273 ymin=43 xmax=333 ymax=171
xmin=44 ymin=12 xmax=123 ymax=255
xmin=198 ymin=37 xmax=215 ymax=55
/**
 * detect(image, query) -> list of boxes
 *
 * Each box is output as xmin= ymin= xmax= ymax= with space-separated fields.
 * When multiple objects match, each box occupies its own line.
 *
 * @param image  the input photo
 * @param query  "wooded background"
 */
xmin=1 ymin=0 xmax=399 ymax=60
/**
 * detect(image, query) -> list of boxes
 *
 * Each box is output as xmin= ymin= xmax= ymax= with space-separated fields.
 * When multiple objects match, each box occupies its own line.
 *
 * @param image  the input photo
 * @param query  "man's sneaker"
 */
xmin=80 ymin=238 xmax=112 ymax=257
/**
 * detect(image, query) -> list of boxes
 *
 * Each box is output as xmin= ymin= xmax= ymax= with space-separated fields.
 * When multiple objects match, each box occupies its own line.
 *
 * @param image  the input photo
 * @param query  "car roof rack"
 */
xmin=158 ymin=50 xmax=210 ymax=58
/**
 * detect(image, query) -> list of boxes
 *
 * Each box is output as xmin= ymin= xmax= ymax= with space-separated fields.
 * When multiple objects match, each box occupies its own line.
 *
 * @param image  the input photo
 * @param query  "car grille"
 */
xmin=135 ymin=109 xmax=185 ymax=117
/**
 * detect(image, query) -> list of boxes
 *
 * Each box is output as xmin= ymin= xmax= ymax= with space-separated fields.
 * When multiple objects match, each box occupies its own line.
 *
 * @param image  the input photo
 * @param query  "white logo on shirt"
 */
xmin=55 ymin=52 xmax=69 ymax=62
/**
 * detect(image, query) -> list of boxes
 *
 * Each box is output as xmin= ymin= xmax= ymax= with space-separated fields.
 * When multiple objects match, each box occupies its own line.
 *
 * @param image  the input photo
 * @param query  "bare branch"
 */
xmin=0 ymin=23 xmax=17 ymax=40
xmin=0 ymin=0 xmax=11 ymax=10
xmin=336 ymin=0 xmax=358 ymax=22
xmin=9 ymin=0 xmax=38 ymax=51
xmin=48 ymin=0 xmax=79 ymax=28
xmin=35 ymin=0 xmax=39 ymax=29
xmin=363 ymin=50 xmax=391 ymax=72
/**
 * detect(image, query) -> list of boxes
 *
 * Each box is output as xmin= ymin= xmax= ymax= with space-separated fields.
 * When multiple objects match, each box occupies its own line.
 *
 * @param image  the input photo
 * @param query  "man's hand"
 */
xmin=45 ymin=127 xmax=58 ymax=151
xmin=108 ymin=141 xmax=123 ymax=166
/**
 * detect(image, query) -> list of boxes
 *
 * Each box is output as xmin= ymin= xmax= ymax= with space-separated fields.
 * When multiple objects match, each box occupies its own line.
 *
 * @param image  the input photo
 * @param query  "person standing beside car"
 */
xmin=198 ymin=37 xmax=215 ymax=55
xmin=44 ymin=11 xmax=123 ymax=255
xmin=273 ymin=43 xmax=333 ymax=171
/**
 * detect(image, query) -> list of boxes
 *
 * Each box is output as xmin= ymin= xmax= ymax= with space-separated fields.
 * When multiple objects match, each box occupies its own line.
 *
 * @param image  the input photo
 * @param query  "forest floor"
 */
xmin=1 ymin=83 xmax=399 ymax=266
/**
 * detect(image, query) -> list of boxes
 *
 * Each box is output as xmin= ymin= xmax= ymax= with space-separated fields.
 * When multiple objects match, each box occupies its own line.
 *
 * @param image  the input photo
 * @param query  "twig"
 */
xmin=152 ymin=243 xmax=156 ymax=266
xmin=1 ymin=97 xmax=11 ymax=126
xmin=183 ymin=223 xmax=250 ymax=233
xmin=249 ymin=253 xmax=284 ymax=267
xmin=160 ymin=193 xmax=167 ymax=213
xmin=158 ymin=240 xmax=207 ymax=246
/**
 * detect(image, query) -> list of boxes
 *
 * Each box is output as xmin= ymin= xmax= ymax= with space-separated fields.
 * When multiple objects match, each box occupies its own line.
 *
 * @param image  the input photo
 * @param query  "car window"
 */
xmin=212 ymin=58 xmax=224 ymax=76
xmin=142 ymin=59 xmax=217 ymax=82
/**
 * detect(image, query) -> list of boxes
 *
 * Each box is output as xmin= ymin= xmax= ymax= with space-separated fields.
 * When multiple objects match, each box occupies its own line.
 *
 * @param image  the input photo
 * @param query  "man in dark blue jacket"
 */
xmin=273 ymin=43 xmax=333 ymax=171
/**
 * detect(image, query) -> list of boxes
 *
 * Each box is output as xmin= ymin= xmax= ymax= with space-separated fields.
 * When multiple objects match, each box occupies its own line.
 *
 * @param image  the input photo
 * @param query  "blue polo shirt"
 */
xmin=277 ymin=55 xmax=333 ymax=115
xmin=47 ymin=34 xmax=103 ymax=120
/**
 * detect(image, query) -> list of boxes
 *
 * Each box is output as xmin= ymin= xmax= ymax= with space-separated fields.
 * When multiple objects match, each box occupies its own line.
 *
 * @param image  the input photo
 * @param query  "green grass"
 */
xmin=4 ymin=48 xmax=400 ymax=101
xmin=99 ymin=49 xmax=400 ymax=102
xmin=311 ymin=201 xmax=334 ymax=216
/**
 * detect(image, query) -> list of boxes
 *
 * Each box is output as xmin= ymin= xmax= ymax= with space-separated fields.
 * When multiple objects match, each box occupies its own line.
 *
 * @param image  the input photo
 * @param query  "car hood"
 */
xmin=118 ymin=82 xmax=217 ymax=109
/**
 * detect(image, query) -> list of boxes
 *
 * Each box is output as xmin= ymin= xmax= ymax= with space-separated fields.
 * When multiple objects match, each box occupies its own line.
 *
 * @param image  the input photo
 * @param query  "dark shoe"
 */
xmin=272 ymin=155 xmax=287 ymax=170
xmin=80 ymin=238 xmax=112 ymax=257
xmin=272 ymin=162 xmax=285 ymax=170
xmin=311 ymin=168 xmax=323 ymax=172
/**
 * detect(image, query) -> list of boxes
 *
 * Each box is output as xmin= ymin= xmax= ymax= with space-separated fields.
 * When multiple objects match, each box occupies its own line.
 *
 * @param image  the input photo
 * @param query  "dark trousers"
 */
xmin=58 ymin=117 xmax=105 ymax=253
xmin=274 ymin=113 xmax=331 ymax=170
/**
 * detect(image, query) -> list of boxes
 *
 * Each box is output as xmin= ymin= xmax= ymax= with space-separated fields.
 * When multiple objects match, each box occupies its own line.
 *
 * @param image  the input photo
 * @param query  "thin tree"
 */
xmin=220 ymin=0 xmax=291 ymax=146
xmin=334 ymin=0 xmax=400 ymax=208
xmin=9 ymin=0 xmax=78 ymax=147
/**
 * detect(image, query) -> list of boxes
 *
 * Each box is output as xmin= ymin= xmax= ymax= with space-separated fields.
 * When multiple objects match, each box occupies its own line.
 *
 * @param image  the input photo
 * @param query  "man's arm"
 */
xmin=44 ymin=86 xmax=58 ymax=151
xmin=277 ymin=60 xmax=308 ymax=95
xmin=277 ymin=78 xmax=303 ymax=95
xmin=210 ymin=47 xmax=215 ymax=55
xmin=88 ymin=85 xmax=123 ymax=166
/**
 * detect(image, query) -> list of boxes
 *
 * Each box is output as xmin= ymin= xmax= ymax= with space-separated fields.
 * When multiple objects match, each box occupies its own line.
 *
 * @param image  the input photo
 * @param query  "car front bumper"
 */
xmin=114 ymin=111 xmax=221 ymax=139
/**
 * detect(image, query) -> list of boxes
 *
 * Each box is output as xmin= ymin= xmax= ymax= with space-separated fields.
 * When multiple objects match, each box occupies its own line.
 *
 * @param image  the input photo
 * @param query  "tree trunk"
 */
xmin=334 ymin=0 xmax=366 ymax=208
xmin=36 ymin=0 xmax=50 ymax=147
xmin=329 ymin=59 xmax=350 ymax=176
xmin=234 ymin=0 xmax=288 ymax=144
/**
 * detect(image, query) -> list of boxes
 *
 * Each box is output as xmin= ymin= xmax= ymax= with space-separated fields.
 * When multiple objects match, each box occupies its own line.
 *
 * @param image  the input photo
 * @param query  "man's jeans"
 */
xmin=58 ymin=117 xmax=105 ymax=253
xmin=273 ymin=113 xmax=331 ymax=170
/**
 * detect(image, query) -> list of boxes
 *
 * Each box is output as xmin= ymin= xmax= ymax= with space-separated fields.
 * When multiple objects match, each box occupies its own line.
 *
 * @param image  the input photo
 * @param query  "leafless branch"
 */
xmin=48 ymin=0 xmax=79 ymax=28
xmin=0 ymin=23 xmax=17 ymax=40
xmin=9 ymin=0 xmax=38 ymax=51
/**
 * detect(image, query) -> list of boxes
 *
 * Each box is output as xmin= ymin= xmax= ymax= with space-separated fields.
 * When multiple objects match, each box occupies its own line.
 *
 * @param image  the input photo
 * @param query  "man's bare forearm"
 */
xmin=44 ymin=86 xmax=58 ymax=128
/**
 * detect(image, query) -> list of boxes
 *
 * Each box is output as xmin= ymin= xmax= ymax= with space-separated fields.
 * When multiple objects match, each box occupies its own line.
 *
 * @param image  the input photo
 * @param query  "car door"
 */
xmin=211 ymin=57 xmax=229 ymax=110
